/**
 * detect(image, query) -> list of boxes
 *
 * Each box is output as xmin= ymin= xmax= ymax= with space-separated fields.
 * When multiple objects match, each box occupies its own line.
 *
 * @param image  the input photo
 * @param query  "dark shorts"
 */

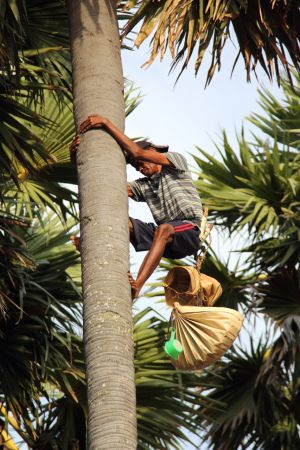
xmin=130 ymin=217 xmax=200 ymax=259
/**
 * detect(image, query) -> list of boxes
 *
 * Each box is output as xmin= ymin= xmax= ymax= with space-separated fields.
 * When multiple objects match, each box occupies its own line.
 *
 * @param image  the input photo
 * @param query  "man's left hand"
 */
xmin=69 ymin=135 xmax=81 ymax=165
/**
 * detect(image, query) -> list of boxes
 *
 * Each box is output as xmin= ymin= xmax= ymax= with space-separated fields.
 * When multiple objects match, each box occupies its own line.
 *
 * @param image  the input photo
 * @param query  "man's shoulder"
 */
xmin=165 ymin=152 xmax=189 ymax=173
xmin=167 ymin=151 xmax=187 ymax=160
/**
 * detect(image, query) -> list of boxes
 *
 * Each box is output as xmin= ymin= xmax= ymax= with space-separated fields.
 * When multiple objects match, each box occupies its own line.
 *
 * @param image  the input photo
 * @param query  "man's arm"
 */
xmin=79 ymin=115 xmax=173 ymax=167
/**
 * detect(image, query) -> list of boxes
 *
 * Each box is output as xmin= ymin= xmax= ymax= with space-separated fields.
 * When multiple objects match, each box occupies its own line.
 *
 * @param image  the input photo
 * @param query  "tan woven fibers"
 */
xmin=164 ymin=266 xmax=222 ymax=308
xmin=169 ymin=303 xmax=243 ymax=371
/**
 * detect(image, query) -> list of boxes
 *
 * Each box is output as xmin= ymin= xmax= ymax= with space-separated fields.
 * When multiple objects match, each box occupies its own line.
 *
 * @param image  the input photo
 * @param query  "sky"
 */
xmin=121 ymin=35 xmax=284 ymax=450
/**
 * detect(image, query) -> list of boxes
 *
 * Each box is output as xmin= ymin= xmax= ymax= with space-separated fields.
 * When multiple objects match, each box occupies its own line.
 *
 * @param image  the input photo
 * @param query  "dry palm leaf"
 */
xmin=168 ymin=302 xmax=243 ymax=370
xmin=0 ymin=430 xmax=18 ymax=450
xmin=121 ymin=0 xmax=300 ymax=86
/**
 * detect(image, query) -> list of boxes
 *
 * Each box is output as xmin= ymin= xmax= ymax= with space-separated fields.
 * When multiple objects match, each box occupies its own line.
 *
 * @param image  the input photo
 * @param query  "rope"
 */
xmin=167 ymin=308 xmax=175 ymax=340
xmin=165 ymin=285 xmax=197 ymax=302
xmin=196 ymin=207 xmax=213 ymax=306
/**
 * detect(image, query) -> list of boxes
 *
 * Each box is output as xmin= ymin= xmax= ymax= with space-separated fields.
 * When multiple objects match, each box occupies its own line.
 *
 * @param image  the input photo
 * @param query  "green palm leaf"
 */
xmin=255 ymin=268 xmax=300 ymax=323
xmin=196 ymin=338 xmax=299 ymax=449
xmin=193 ymin=131 xmax=300 ymax=271
xmin=0 ymin=209 xmax=83 ymax=440
xmin=0 ymin=0 xmax=71 ymax=89
xmin=248 ymin=72 xmax=300 ymax=150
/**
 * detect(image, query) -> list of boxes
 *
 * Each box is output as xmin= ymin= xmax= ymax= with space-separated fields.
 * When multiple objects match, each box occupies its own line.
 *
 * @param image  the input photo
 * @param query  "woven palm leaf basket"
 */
xmin=164 ymin=265 xmax=222 ymax=308
xmin=168 ymin=302 xmax=243 ymax=371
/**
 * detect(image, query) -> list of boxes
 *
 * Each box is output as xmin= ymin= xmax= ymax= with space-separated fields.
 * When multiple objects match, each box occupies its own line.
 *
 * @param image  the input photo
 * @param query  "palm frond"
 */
xmin=193 ymin=132 xmax=299 ymax=246
xmin=0 ymin=209 xmax=82 ymax=436
xmin=255 ymin=268 xmax=300 ymax=324
xmin=248 ymin=71 xmax=300 ymax=149
xmin=252 ymin=268 xmax=300 ymax=383
xmin=0 ymin=0 xmax=71 ymax=91
xmin=124 ymin=78 xmax=145 ymax=117
xmin=197 ymin=338 xmax=299 ymax=449
xmin=121 ymin=0 xmax=300 ymax=86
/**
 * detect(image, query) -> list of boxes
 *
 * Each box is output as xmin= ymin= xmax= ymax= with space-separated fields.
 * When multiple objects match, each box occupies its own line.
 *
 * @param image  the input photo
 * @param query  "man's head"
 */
xmin=132 ymin=141 xmax=169 ymax=177
xmin=136 ymin=141 xmax=169 ymax=153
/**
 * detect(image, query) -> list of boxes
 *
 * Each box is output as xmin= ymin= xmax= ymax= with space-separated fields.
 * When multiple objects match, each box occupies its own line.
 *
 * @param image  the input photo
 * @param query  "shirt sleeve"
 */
xmin=128 ymin=178 xmax=146 ymax=202
xmin=165 ymin=152 xmax=189 ymax=173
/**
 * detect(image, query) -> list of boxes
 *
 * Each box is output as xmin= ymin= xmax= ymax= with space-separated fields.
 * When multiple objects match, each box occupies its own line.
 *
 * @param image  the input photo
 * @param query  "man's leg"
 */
xmin=71 ymin=220 xmax=173 ymax=300
xmin=130 ymin=223 xmax=175 ymax=299
xmin=128 ymin=219 xmax=139 ymax=297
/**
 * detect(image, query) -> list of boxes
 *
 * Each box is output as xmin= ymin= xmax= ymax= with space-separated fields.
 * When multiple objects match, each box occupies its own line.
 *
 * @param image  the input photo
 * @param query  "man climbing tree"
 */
xmin=70 ymin=114 xmax=203 ymax=299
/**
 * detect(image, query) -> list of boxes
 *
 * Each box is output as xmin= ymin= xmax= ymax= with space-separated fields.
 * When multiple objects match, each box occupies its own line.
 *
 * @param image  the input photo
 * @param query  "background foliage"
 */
xmin=1 ymin=1 xmax=299 ymax=449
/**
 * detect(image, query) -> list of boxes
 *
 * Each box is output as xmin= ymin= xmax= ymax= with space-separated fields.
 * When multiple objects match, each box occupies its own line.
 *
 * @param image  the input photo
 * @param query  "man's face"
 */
xmin=133 ymin=148 xmax=160 ymax=178
xmin=134 ymin=160 xmax=159 ymax=178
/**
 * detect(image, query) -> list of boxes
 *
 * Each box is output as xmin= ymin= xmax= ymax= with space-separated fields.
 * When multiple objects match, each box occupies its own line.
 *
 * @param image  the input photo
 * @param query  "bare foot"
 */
xmin=128 ymin=272 xmax=139 ymax=300
xmin=70 ymin=235 xmax=80 ymax=252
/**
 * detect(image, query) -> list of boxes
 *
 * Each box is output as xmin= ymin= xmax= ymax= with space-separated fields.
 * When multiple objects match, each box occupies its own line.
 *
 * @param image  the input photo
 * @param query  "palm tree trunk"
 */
xmin=66 ymin=1 xmax=137 ymax=448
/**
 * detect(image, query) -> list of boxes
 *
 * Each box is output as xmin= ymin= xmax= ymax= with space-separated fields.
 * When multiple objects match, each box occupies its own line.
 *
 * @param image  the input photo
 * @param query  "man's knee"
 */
xmin=155 ymin=223 xmax=175 ymax=243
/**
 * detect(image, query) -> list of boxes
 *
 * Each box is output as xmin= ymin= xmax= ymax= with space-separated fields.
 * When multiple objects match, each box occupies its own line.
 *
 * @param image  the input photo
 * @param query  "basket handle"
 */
xmin=196 ymin=208 xmax=213 ymax=306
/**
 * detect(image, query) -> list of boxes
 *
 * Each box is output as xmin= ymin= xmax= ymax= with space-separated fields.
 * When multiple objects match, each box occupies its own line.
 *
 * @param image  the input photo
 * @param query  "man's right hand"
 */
xmin=80 ymin=114 xmax=108 ymax=134
xmin=69 ymin=135 xmax=81 ymax=165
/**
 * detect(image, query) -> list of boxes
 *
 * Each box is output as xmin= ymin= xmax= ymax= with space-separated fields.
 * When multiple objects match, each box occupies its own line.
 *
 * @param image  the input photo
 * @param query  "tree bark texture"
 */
xmin=66 ymin=1 xmax=137 ymax=448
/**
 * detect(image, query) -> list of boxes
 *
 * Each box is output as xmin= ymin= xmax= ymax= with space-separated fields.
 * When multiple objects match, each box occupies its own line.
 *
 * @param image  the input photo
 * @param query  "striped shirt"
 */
xmin=129 ymin=152 xmax=203 ymax=228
